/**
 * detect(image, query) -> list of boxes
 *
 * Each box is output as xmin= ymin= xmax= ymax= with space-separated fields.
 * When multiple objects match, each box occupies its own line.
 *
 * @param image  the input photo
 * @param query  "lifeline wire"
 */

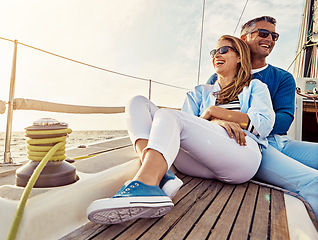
xmin=0 ymin=36 xmax=190 ymax=91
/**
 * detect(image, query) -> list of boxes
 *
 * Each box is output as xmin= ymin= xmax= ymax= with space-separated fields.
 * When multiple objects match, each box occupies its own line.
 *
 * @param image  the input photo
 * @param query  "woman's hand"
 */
xmin=210 ymin=119 xmax=247 ymax=146
xmin=200 ymin=106 xmax=215 ymax=121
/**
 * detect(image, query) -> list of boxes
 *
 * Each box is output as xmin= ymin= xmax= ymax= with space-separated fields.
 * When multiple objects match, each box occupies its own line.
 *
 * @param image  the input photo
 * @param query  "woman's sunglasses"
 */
xmin=246 ymin=28 xmax=279 ymax=41
xmin=210 ymin=46 xmax=237 ymax=58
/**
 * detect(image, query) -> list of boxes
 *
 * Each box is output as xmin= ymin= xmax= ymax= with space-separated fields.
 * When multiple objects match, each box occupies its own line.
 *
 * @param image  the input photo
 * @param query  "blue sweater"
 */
xmin=206 ymin=64 xmax=296 ymax=135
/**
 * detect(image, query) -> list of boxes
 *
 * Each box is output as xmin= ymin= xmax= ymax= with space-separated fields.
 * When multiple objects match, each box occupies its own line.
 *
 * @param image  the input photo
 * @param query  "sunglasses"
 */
xmin=246 ymin=28 xmax=279 ymax=41
xmin=210 ymin=46 xmax=237 ymax=58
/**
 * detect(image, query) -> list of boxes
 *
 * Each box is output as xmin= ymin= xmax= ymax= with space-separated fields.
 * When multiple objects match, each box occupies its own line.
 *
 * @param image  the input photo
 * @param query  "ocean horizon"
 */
xmin=0 ymin=130 xmax=128 ymax=162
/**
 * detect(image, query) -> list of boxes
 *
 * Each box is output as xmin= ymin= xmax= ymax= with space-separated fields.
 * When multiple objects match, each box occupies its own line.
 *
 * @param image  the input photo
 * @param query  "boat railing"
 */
xmin=0 ymin=37 xmax=187 ymax=165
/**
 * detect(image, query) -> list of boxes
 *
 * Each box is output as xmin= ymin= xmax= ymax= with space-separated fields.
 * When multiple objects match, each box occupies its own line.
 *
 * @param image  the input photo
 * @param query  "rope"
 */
xmin=287 ymin=43 xmax=317 ymax=71
xmin=296 ymin=89 xmax=318 ymax=124
xmin=6 ymin=127 xmax=73 ymax=239
xmin=0 ymin=36 xmax=190 ymax=91
xmin=151 ymin=80 xmax=190 ymax=90
xmin=6 ymin=141 xmax=65 ymax=240
xmin=26 ymin=128 xmax=72 ymax=161
xmin=233 ymin=0 xmax=249 ymax=36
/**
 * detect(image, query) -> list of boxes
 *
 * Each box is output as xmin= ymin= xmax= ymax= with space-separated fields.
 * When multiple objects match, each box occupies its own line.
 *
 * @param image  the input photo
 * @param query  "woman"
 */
xmin=86 ymin=35 xmax=275 ymax=225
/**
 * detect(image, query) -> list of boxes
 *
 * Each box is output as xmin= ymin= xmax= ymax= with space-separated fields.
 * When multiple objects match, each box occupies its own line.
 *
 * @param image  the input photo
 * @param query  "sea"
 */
xmin=0 ymin=130 xmax=128 ymax=163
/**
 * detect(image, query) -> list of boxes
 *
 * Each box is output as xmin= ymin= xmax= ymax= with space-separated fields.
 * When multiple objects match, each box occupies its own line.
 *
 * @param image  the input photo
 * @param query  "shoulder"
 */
xmin=267 ymin=65 xmax=295 ymax=80
xmin=206 ymin=73 xmax=217 ymax=84
xmin=248 ymin=79 xmax=268 ymax=89
xmin=242 ymin=79 xmax=270 ymax=97
xmin=193 ymin=84 xmax=215 ymax=93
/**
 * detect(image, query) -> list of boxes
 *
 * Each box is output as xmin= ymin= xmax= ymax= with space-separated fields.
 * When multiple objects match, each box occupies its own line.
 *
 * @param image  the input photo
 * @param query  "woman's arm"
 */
xmin=200 ymin=106 xmax=249 ymax=129
xmin=245 ymin=80 xmax=275 ymax=139
xmin=200 ymin=80 xmax=275 ymax=144
xmin=181 ymin=86 xmax=203 ymax=116
xmin=200 ymin=107 xmax=249 ymax=146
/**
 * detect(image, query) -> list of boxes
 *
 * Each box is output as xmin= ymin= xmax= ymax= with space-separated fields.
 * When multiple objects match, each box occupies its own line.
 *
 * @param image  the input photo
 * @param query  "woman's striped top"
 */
xmin=216 ymin=98 xmax=258 ymax=136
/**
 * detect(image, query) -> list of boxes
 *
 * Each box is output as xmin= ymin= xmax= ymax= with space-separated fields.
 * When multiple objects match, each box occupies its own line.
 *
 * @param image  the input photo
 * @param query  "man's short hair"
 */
xmin=241 ymin=16 xmax=277 ymax=36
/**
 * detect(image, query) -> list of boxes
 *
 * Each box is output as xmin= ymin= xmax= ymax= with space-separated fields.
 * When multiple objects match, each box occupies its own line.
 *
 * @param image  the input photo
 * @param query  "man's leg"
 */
xmin=282 ymin=140 xmax=318 ymax=170
xmin=268 ymin=135 xmax=318 ymax=170
xmin=255 ymin=144 xmax=318 ymax=218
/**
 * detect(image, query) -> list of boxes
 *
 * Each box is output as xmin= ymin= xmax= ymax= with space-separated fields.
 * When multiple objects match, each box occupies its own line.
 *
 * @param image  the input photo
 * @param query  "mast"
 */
xmin=294 ymin=0 xmax=318 ymax=78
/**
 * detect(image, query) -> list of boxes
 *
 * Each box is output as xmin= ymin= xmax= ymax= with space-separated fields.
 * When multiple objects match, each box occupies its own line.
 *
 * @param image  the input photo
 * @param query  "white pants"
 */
xmin=126 ymin=96 xmax=261 ymax=184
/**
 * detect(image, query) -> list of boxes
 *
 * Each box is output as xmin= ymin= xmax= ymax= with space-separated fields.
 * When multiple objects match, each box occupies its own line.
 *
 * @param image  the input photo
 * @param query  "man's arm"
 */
xmin=270 ymin=73 xmax=295 ymax=135
xmin=206 ymin=73 xmax=217 ymax=85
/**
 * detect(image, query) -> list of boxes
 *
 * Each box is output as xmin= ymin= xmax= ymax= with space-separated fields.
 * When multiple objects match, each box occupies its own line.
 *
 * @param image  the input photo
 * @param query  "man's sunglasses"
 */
xmin=246 ymin=28 xmax=279 ymax=41
xmin=210 ymin=46 xmax=237 ymax=58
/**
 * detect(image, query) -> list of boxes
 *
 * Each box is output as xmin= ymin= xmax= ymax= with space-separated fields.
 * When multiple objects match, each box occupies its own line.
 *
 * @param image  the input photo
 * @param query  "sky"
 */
xmin=0 ymin=0 xmax=305 ymax=132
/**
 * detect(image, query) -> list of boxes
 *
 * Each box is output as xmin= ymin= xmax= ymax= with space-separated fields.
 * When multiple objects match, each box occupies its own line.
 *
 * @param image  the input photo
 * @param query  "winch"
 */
xmin=15 ymin=118 xmax=78 ymax=187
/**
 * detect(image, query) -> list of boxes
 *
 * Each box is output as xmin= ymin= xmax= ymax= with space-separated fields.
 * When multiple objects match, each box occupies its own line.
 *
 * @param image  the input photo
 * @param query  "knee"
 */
xmin=125 ymin=95 xmax=148 ymax=112
xmin=154 ymin=108 xmax=177 ymax=120
xmin=126 ymin=95 xmax=148 ymax=106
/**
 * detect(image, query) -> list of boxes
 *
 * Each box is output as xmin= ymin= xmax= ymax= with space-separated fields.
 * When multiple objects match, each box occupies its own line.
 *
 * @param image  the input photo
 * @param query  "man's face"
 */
xmin=242 ymin=21 xmax=277 ymax=59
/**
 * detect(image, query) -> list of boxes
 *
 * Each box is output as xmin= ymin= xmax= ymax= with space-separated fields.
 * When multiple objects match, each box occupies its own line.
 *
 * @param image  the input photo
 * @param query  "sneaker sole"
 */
xmin=87 ymin=196 xmax=174 ymax=224
xmin=162 ymin=177 xmax=183 ymax=199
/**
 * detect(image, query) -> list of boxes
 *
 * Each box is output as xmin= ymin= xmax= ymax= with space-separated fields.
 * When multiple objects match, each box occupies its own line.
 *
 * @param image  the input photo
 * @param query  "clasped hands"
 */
xmin=200 ymin=106 xmax=247 ymax=146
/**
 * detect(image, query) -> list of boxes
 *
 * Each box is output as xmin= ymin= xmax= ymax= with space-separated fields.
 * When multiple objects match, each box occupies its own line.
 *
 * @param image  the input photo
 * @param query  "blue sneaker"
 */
xmin=87 ymin=181 xmax=174 ymax=225
xmin=159 ymin=170 xmax=183 ymax=199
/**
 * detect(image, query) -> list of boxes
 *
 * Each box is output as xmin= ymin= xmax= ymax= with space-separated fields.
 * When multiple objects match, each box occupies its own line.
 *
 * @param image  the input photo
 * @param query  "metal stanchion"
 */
xmin=1 ymin=40 xmax=21 ymax=166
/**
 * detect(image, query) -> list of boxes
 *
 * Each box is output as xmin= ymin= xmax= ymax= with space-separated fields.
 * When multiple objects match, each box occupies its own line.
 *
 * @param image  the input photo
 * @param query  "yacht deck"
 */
xmin=0 ymin=137 xmax=317 ymax=240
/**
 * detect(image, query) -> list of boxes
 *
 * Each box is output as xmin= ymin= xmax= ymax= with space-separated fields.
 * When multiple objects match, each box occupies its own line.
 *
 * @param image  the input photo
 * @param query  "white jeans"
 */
xmin=126 ymin=96 xmax=261 ymax=184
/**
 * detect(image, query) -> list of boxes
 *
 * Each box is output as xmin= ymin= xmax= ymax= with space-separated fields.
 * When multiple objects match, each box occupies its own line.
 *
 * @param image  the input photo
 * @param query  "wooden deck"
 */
xmin=62 ymin=172 xmax=290 ymax=240
xmin=3 ymin=136 xmax=316 ymax=239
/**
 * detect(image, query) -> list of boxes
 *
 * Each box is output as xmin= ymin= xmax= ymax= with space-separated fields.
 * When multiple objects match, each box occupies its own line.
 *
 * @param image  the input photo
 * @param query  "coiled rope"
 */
xmin=26 ymin=128 xmax=72 ymax=161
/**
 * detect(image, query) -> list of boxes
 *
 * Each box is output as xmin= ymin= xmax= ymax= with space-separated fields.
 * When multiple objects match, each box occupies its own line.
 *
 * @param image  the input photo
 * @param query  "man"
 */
xmin=207 ymin=16 xmax=318 ymax=220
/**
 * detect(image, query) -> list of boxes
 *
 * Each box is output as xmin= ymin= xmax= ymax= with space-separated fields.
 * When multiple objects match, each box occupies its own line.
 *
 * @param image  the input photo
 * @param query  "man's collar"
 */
xmin=252 ymin=64 xmax=269 ymax=74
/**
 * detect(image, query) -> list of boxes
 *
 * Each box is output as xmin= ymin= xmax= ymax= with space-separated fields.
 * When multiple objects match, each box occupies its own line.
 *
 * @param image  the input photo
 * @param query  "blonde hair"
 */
xmin=214 ymin=35 xmax=252 ymax=104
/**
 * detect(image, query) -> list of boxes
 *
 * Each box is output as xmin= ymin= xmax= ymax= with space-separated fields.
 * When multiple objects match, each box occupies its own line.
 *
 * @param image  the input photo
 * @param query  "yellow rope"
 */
xmin=6 ymin=127 xmax=74 ymax=239
xmin=25 ymin=128 xmax=72 ymax=136
xmin=25 ymin=129 xmax=72 ymax=162
xmin=26 ymin=136 xmax=67 ymax=145
xmin=72 ymin=152 xmax=102 ymax=160
xmin=27 ymin=145 xmax=65 ymax=152
xmin=6 ymin=142 xmax=65 ymax=240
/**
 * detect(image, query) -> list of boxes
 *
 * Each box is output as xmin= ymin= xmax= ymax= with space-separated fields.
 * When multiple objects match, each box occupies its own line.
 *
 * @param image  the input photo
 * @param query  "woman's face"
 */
xmin=212 ymin=39 xmax=240 ymax=78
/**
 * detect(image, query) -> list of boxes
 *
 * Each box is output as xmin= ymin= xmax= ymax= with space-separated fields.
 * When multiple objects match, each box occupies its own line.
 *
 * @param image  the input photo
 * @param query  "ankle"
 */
xmin=133 ymin=174 xmax=160 ymax=186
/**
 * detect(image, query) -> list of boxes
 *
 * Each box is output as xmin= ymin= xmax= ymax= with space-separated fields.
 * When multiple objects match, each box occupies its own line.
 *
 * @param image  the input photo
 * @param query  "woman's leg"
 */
xmin=125 ymin=95 xmax=159 ymax=156
xmin=87 ymin=97 xmax=183 ymax=225
xmin=87 ymin=103 xmax=261 ymax=224
xmin=125 ymin=96 xmax=178 ymax=185
xmin=126 ymin=95 xmax=183 ymax=198
xmin=173 ymin=149 xmax=218 ymax=179
xmin=133 ymin=149 xmax=168 ymax=185
xmin=143 ymin=108 xmax=261 ymax=184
